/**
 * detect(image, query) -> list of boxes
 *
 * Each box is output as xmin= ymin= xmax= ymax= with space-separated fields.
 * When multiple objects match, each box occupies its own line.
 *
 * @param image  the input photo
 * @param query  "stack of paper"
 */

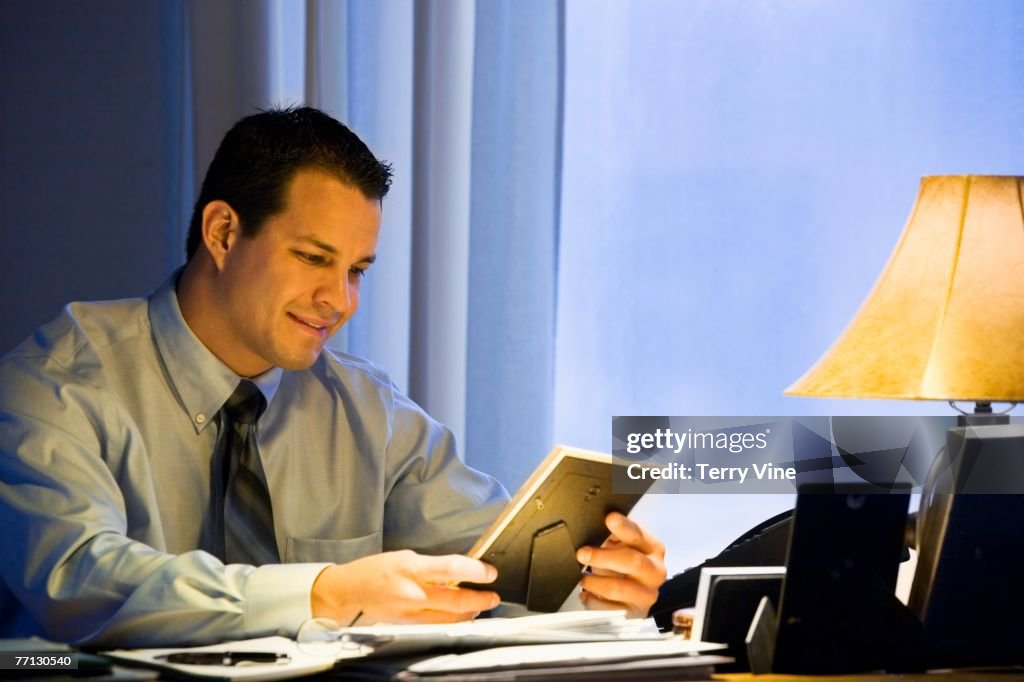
xmin=343 ymin=609 xmax=664 ymax=656
xmin=397 ymin=640 xmax=726 ymax=677
xmin=103 ymin=611 xmax=729 ymax=681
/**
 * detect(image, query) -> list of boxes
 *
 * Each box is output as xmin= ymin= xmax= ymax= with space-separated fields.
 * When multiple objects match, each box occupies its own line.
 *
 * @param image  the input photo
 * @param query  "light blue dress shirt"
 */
xmin=0 ymin=274 xmax=508 ymax=646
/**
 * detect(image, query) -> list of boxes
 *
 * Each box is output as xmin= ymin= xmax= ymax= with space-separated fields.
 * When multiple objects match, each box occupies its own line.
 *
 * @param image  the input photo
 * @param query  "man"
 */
xmin=0 ymin=107 xmax=665 ymax=646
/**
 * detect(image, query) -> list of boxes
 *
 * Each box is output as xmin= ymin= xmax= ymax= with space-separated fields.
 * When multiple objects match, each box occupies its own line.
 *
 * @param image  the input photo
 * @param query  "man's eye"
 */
xmin=296 ymin=251 xmax=327 ymax=266
xmin=350 ymin=267 xmax=367 ymax=279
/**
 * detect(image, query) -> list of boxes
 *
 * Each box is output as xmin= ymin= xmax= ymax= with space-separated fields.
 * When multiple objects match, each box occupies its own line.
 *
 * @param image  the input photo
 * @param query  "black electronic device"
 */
xmin=769 ymin=486 xmax=923 ymax=674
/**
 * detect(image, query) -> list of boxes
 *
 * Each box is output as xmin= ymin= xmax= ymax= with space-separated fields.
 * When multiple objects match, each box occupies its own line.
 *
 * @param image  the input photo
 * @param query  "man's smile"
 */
xmin=287 ymin=312 xmax=335 ymax=339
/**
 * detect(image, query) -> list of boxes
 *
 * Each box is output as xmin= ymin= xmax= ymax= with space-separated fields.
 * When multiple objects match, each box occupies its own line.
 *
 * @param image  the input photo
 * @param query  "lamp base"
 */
xmin=910 ymin=424 xmax=1024 ymax=667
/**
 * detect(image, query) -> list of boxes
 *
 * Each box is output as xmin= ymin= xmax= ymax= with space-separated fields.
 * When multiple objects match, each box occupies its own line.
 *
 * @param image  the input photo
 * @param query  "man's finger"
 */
xmin=576 ymin=545 xmax=665 ymax=589
xmin=581 ymin=573 xmax=659 ymax=614
xmin=604 ymin=512 xmax=665 ymax=557
xmin=388 ymin=608 xmax=481 ymax=625
xmin=579 ymin=589 xmax=630 ymax=612
xmin=422 ymin=584 xmax=501 ymax=614
xmin=408 ymin=553 xmax=498 ymax=584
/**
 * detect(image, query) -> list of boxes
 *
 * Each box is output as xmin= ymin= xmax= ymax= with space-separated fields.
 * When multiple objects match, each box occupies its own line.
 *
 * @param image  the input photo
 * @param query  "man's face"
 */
xmin=214 ymin=168 xmax=381 ymax=376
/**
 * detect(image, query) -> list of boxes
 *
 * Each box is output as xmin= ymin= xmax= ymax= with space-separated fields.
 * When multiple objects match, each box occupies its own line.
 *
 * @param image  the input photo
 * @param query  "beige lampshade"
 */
xmin=786 ymin=175 xmax=1024 ymax=402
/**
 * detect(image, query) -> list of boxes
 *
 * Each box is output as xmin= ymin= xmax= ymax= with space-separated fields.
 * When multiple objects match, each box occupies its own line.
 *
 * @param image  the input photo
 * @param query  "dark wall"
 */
xmin=0 ymin=1 xmax=186 ymax=353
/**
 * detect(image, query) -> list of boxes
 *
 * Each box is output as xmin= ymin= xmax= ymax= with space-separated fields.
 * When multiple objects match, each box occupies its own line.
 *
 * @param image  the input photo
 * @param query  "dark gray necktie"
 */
xmin=221 ymin=381 xmax=280 ymax=564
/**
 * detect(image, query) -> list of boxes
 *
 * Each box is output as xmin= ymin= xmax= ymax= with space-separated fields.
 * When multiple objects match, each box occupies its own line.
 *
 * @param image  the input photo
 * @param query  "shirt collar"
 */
xmin=149 ymin=270 xmax=284 ymax=433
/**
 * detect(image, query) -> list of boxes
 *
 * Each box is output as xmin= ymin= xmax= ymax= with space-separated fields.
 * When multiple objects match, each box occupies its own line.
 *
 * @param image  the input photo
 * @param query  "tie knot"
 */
xmin=223 ymin=381 xmax=266 ymax=425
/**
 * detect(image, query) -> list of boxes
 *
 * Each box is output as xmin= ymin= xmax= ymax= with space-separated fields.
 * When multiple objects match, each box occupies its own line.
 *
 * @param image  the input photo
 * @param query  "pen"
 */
xmin=157 ymin=651 xmax=290 ymax=666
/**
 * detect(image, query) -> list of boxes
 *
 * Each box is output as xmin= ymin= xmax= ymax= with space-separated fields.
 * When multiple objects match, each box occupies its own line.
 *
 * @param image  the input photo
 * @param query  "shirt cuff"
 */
xmin=243 ymin=562 xmax=331 ymax=637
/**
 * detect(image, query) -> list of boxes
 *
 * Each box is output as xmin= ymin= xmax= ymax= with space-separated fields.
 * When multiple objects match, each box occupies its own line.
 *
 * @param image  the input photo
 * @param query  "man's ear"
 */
xmin=200 ymin=200 xmax=240 ymax=271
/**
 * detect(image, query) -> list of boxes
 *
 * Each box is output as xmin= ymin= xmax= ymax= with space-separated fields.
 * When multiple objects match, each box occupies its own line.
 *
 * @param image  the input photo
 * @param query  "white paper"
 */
xmin=339 ymin=609 xmax=664 ymax=656
xmin=103 ymin=611 xmax=672 ymax=679
xmin=407 ymin=638 xmax=726 ymax=674
xmin=346 ymin=609 xmax=653 ymax=638
xmin=104 ymin=635 xmax=366 ymax=681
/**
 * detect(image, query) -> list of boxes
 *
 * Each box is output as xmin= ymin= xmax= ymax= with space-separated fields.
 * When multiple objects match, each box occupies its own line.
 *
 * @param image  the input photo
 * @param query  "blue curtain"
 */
xmin=465 ymin=1 xmax=562 ymax=487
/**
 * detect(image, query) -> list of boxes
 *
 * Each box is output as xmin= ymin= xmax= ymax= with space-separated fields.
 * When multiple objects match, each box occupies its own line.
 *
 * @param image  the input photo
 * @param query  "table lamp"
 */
xmin=785 ymin=174 xmax=1024 ymax=417
xmin=782 ymin=174 xmax=1024 ymax=668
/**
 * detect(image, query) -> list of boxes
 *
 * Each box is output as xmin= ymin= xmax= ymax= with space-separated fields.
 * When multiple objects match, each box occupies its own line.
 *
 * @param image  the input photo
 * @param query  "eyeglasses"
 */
xmin=296 ymin=617 xmax=375 ymax=657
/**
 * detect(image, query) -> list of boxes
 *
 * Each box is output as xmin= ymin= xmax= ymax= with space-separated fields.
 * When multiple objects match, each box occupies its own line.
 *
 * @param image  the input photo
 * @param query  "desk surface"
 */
xmin=717 ymin=673 xmax=1024 ymax=682
xmin=43 ymin=663 xmax=1024 ymax=681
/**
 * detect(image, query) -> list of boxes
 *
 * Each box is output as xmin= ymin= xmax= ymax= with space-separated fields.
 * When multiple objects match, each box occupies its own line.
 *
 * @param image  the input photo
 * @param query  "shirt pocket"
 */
xmin=285 ymin=531 xmax=383 ymax=563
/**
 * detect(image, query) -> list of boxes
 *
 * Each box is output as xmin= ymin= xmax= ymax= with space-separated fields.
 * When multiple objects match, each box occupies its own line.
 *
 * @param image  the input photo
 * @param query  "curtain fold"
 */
xmin=409 ymin=0 xmax=476 ymax=451
xmin=465 ymin=0 xmax=562 ymax=485
xmin=307 ymin=0 xmax=416 ymax=393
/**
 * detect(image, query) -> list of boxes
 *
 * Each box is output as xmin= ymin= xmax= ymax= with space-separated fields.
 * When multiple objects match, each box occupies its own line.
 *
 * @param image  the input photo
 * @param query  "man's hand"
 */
xmin=575 ymin=512 xmax=667 ymax=618
xmin=310 ymin=550 xmax=500 ymax=625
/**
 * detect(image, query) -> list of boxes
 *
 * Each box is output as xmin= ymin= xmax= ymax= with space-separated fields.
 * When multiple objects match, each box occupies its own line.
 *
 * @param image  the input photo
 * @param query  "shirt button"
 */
xmin=195 ymin=413 xmax=206 ymax=424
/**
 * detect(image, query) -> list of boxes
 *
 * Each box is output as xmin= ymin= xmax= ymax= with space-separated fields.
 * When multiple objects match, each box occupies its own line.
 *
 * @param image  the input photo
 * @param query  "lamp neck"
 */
xmin=957 ymin=401 xmax=1011 ymax=427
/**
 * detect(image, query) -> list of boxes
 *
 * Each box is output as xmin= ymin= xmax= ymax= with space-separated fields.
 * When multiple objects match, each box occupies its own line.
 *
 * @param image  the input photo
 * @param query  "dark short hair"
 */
xmin=185 ymin=106 xmax=392 ymax=260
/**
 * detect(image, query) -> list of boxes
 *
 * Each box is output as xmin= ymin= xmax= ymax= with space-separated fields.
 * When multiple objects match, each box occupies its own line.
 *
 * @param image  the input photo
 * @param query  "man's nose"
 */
xmin=316 ymin=271 xmax=351 ymax=317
